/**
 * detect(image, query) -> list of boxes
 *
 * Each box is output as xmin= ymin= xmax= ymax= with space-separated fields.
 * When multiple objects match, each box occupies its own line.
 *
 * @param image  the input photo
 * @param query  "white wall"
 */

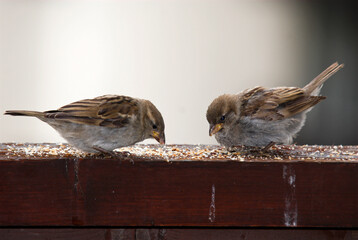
xmin=0 ymin=0 xmax=307 ymax=145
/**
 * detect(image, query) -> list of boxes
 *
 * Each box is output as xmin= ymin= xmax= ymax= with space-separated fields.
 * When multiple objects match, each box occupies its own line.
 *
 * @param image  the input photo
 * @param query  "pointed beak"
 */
xmin=152 ymin=131 xmax=165 ymax=144
xmin=209 ymin=123 xmax=223 ymax=136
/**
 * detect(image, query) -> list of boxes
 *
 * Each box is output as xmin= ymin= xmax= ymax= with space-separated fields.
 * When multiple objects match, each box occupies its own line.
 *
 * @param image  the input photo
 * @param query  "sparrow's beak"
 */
xmin=209 ymin=123 xmax=223 ymax=136
xmin=152 ymin=131 xmax=165 ymax=144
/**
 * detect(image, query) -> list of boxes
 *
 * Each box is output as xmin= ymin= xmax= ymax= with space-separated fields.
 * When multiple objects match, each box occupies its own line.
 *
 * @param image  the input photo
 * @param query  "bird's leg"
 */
xmin=92 ymin=146 xmax=117 ymax=158
xmin=262 ymin=141 xmax=275 ymax=152
xmin=228 ymin=146 xmax=237 ymax=152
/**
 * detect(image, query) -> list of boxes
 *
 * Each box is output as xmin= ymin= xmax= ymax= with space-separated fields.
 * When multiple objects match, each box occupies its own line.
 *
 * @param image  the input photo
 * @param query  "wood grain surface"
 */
xmin=0 ymin=229 xmax=357 ymax=240
xmin=0 ymin=144 xmax=357 ymax=228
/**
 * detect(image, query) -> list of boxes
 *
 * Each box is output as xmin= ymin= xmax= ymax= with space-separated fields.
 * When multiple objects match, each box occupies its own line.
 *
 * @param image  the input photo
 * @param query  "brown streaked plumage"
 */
xmin=5 ymin=95 xmax=165 ymax=154
xmin=206 ymin=62 xmax=344 ymax=148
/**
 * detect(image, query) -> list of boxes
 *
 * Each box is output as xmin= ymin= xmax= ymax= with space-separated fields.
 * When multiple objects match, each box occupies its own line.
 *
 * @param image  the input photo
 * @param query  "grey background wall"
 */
xmin=0 ymin=0 xmax=357 ymax=145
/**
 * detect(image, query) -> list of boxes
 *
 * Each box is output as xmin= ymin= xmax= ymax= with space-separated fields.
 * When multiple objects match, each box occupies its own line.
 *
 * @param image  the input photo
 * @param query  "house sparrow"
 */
xmin=206 ymin=62 xmax=344 ymax=149
xmin=5 ymin=95 xmax=165 ymax=154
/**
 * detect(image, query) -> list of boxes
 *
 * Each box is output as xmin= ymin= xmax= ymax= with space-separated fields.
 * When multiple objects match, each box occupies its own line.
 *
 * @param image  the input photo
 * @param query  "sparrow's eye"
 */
xmin=152 ymin=124 xmax=158 ymax=130
xmin=220 ymin=115 xmax=226 ymax=122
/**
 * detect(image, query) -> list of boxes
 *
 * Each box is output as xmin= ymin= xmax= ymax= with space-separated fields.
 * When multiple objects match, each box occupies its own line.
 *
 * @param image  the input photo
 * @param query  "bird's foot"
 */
xmin=92 ymin=146 xmax=134 ymax=164
xmin=227 ymin=145 xmax=245 ymax=152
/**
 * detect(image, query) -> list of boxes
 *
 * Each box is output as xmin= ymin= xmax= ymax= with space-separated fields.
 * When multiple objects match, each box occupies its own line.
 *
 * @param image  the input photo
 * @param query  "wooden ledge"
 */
xmin=0 ymin=143 xmax=357 ymax=227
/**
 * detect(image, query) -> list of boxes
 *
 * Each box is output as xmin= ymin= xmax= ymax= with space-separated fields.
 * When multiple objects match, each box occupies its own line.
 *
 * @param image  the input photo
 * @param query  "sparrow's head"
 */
xmin=142 ymin=100 xmax=165 ymax=144
xmin=206 ymin=94 xmax=238 ymax=136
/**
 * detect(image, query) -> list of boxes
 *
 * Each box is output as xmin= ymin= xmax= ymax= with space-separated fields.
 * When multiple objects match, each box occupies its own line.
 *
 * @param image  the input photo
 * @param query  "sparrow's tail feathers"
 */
xmin=303 ymin=62 xmax=344 ymax=95
xmin=4 ymin=110 xmax=44 ymax=117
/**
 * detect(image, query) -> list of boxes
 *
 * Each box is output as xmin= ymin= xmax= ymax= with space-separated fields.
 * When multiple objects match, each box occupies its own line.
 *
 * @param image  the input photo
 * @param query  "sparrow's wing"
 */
xmin=240 ymin=87 xmax=325 ymax=121
xmin=44 ymin=95 xmax=139 ymax=128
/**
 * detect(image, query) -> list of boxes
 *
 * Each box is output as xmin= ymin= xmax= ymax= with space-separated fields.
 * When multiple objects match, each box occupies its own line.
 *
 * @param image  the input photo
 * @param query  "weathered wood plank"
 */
xmin=0 ymin=144 xmax=357 ymax=227
xmin=0 ymin=159 xmax=74 ymax=225
xmin=0 ymin=229 xmax=357 ymax=240
xmin=0 ymin=229 xmax=116 ymax=240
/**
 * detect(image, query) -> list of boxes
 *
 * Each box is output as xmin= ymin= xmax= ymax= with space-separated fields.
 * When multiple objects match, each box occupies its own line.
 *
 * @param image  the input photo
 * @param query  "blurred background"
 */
xmin=0 ymin=0 xmax=357 ymax=145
